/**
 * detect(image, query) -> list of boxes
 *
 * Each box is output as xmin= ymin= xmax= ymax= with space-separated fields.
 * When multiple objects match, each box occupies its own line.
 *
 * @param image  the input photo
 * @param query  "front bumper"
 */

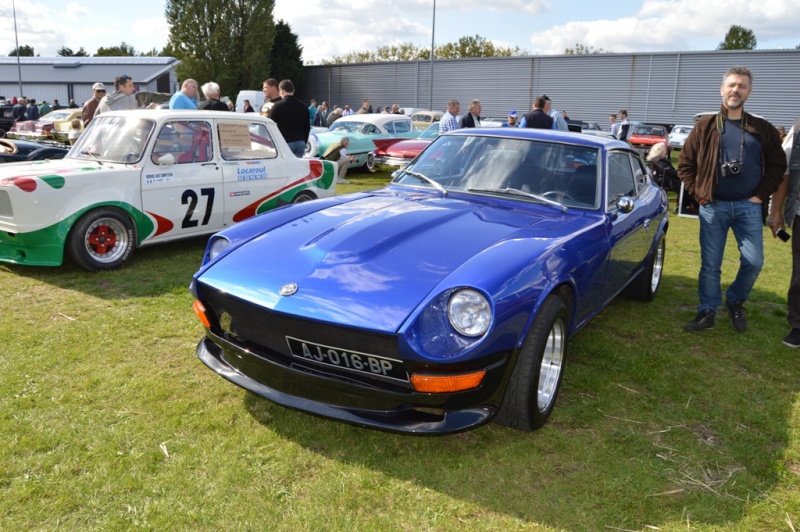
xmin=196 ymin=331 xmax=509 ymax=435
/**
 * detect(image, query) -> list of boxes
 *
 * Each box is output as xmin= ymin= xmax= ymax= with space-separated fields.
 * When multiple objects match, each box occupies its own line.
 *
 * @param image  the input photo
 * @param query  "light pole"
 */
xmin=12 ymin=0 xmax=23 ymax=97
xmin=429 ymin=0 xmax=435 ymax=110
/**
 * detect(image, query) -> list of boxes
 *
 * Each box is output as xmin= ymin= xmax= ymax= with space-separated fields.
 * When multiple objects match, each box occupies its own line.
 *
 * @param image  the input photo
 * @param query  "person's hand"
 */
xmin=748 ymin=196 xmax=763 ymax=204
xmin=767 ymin=217 xmax=784 ymax=237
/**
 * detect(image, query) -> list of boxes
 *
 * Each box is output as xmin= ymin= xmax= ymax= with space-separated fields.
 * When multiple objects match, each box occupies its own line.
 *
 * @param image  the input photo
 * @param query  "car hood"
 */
xmin=0 ymin=157 xmax=101 ymax=182
xmin=198 ymin=190 xmax=576 ymax=333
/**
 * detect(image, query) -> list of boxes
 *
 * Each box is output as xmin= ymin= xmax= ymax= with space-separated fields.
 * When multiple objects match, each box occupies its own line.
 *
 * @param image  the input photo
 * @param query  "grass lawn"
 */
xmin=1 ymin=169 xmax=798 ymax=530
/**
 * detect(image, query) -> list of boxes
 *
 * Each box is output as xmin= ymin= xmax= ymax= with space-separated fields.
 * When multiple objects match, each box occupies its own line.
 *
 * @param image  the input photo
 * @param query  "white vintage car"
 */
xmin=0 ymin=109 xmax=337 ymax=271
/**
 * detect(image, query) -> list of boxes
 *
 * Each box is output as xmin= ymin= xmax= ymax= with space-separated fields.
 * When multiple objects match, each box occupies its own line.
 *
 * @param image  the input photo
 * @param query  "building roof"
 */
xmin=0 ymin=56 xmax=181 ymax=84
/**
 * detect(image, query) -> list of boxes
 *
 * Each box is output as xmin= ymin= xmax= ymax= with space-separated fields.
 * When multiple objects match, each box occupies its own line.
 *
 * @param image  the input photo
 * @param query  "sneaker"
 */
xmin=684 ymin=309 xmax=715 ymax=332
xmin=726 ymin=301 xmax=747 ymax=332
xmin=336 ymin=178 xmax=350 ymax=184
xmin=782 ymin=328 xmax=800 ymax=348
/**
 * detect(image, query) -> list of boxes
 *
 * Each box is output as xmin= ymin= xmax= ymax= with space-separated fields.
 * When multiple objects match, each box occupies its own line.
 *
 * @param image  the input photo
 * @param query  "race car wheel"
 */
xmin=67 ymin=208 xmax=135 ymax=271
xmin=364 ymin=153 xmax=376 ymax=173
xmin=495 ymin=294 xmax=569 ymax=431
xmin=292 ymin=191 xmax=316 ymax=203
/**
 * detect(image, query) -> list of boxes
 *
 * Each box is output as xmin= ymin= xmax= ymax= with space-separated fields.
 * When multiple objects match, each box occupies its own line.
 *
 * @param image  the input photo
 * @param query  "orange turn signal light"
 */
xmin=193 ymin=300 xmax=211 ymax=328
xmin=410 ymin=370 xmax=486 ymax=393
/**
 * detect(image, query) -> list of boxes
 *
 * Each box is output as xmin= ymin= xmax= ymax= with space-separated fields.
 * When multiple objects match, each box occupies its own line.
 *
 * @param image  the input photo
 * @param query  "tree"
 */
xmin=166 ymin=0 xmax=275 ymax=98
xmin=57 ymin=46 xmax=90 ymax=57
xmin=323 ymin=35 xmax=526 ymax=64
xmin=9 ymin=44 xmax=35 ymax=56
xmin=96 ymin=42 xmax=137 ymax=56
xmin=717 ymin=25 xmax=757 ymax=50
xmin=564 ymin=43 xmax=606 ymax=55
xmin=269 ymin=20 xmax=304 ymax=93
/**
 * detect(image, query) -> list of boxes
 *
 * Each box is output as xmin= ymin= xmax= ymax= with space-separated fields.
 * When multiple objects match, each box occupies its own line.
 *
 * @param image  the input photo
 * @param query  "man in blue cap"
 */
xmin=503 ymin=110 xmax=518 ymax=127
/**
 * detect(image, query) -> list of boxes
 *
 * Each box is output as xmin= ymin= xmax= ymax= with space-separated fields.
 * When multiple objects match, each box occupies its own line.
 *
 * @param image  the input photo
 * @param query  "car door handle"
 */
xmin=643 ymin=219 xmax=651 ymax=230
xmin=201 ymin=162 xmax=217 ymax=167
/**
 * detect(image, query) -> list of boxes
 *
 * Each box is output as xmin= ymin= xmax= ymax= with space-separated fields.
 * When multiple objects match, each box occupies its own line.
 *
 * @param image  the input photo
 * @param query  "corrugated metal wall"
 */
xmin=300 ymin=49 xmax=800 ymax=129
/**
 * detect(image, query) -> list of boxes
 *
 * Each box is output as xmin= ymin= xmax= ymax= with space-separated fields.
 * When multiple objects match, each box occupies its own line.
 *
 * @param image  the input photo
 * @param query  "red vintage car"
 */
xmin=627 ymin=124 xmax=669 ymax=158
xmin=373 ymin=123 xmax=439 ymax=168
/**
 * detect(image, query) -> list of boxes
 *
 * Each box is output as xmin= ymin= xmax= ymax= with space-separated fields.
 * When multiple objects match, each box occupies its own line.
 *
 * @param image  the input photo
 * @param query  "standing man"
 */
xmin=342 ymin=104 xmax=353 ymax=116
xmin=242 ymin=100 xmax=255 ymax=113
xmin=26 ymin=99 xmax=40 ymax=120
xmin=308 ymin=98 xmax=317 ymax=125
xmin=82 ymin=83 xmax=106 ymax=127
xmin=438 ymin=100 xmax=460 ymax=135
xmin=169 ymin=79 xmax=199 ymax=109
xmin=269 ymin=79 xmax=311 ymax=158
xmin=519 ymin=97 xmax=553 ymax=129
xmin=94 ymin=75 xmax=137 ymax=118
xmin=609 ymin=113 xmax=621 ymax=137
xmin=617 ymin=110 xmax=632 ymax=141
xmin=68 ymin=99 xmax=79 ymax=109
xmin=459 ymin=99 xmax=482 ymax=128
xmin=12 ymin=97 xmax=26 ymax=121
xmin=260 ymin=78 xmax=282 ymax=117
xmin=357 ymin=99 xmax=371 ymax=114
xmin=542 ymin=95 xmax=568 ymax=131
xmin=767 ymin=119 xmax=800 ymax=346
xmin=679 ymin=66 xmax=786 ymax=333
xmin=198 ymin=81 xmax=229 ymax=111
xmin=52 ymin=99 xmax=64 ymax=111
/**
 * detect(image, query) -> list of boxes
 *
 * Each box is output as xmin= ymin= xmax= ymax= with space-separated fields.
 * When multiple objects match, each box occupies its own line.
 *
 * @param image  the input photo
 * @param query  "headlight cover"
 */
xmin=448 ymin=289 xmax=491 ymax=337
xmin=207 ymin=237 xmax=230 ymax=262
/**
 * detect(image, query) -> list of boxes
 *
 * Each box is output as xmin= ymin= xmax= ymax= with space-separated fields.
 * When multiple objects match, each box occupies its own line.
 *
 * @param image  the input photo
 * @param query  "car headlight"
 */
xmin=447 ymin=289 xmax=491 ymax=337
xmin=208 ymin=237 xmax=230 ymax=261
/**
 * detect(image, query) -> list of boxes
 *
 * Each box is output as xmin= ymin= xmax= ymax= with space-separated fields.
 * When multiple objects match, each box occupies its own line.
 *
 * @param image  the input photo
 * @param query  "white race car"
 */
xmin=0 ymin=109 xmax=337 ymax=271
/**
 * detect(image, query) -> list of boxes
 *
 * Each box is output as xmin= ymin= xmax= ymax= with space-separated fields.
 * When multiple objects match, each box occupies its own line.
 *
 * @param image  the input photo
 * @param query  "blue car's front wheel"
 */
xmin=495 ymin=294 xmax=569 ymax=431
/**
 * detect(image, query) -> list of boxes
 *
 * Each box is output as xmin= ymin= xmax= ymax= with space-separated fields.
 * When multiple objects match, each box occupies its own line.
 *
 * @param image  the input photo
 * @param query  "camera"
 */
xmin=721 ymin=159 xmax=743 ymax=177
xmin=777 ymin=228 xmax=791 ymax=242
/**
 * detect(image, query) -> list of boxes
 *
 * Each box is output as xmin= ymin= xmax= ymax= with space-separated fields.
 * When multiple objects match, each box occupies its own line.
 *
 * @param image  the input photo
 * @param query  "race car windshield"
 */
xmin=70 ymin=116 xmax=156 ymax=164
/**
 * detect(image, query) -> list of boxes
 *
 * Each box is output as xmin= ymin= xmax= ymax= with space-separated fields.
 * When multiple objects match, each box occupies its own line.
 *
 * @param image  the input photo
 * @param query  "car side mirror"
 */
xmin=616 ymin=196 xmax=635 ymax=213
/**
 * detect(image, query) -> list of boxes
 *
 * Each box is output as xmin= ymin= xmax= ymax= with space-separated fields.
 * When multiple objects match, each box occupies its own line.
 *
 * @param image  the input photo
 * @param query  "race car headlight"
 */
xmin=207 ymin=237 xmax=230 ymax=261
xmin=447 ymin=289 xmax=491 ymax=337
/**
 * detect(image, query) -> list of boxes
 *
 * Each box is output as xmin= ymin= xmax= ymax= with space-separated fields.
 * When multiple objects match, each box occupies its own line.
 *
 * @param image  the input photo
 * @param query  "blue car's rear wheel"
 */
xmin=495 ymin=294 xmax=568 ymax=431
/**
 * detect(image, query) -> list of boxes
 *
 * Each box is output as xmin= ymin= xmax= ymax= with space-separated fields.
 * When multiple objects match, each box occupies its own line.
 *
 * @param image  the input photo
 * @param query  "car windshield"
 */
xmin=634 ymin=126 xmax=666 ymax=136
xmin=672 ymin=127 xmax=692 ymax=134
xmin=393 ymin=134 xmax=601 ymax=209
xmin=419 ymin=124 xmax=440 ymax=140
xmin=69 ymin=116 xmax=156 ymax=164
xmin=329 ymin=121 xmax=381 ymax=135
xmin=42 ymin=110 xmax=75 ymax=121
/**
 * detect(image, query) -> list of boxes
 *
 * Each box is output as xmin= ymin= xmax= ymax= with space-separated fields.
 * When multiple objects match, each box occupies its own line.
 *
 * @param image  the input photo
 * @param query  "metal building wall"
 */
xmin=300 ymin=49 xmax=800 ymax=130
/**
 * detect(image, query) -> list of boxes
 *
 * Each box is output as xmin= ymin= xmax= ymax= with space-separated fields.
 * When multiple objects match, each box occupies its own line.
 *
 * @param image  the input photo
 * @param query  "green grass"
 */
xmin=1 ymin=171 xmax=799 ymax=530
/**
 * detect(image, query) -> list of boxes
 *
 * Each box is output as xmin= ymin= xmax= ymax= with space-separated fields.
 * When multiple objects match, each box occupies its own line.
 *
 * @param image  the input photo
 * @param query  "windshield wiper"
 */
xmin=467 ymin=187 xmax=567 ymax=212
xmin=401 ymin=169 xmax=446 ymax=195
xmin=80 ymin=151 xmax=104 ymax=165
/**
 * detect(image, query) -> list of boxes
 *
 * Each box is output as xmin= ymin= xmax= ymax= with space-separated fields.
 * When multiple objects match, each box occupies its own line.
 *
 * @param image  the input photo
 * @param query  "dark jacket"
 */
xmin=678 ymin=105 xmax=787 ymax=211
xmin=269 ymin=95 xmax=311 ymax=144
xmin=781 ymin=117 xmax=800 ymax=227
xmin=198 ymin=98 xmax=229 ymax=111
xmin=522 ymin=109 xmax=553 ymax=129
xmin=460 ymin=113 xmax=481 ymax=128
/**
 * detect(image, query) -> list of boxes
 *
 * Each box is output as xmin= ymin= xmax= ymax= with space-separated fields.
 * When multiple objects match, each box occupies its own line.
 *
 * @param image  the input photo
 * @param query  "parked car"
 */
xmin=309 ymin=114 xmax=420 ymax=170
xmin=0 ymin=138 xmax=68 ymax=163
xmin=667 ymin=125 xmax=693 ymax=150
xmin=372 ymin=123 xmax=439 ymax=168
xmin=0 ymin=109 xmax=337 ymax=271
xmin=627 ymin=124 xmax=669 ymax=157
xmin=6 ymin=108 xmax=83 ymax=142
xmin=191 ymin=127 xmax=669 ymax=435
xmin=410 ymin=110 xmax=443 ymax=130
xmin=0 ymin=105 xmax=15 ymax=137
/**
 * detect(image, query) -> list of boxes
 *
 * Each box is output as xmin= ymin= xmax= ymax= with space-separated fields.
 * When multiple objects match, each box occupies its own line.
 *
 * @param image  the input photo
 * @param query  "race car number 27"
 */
xmin=182 ymin=188 xmax=215 ymax=228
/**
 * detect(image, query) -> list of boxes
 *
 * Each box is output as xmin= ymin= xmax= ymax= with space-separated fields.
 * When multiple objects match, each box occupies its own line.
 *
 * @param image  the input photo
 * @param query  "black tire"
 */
xmin=292 ymin=191 xmax=316 ymax=204
xmin=623 ymin=235 xmax=665 ymax=302
xmin=67 ymin=208 xmax=135 ymax=271
xmin=495 ymin=294 xmax=569 ymax=431
xmin=363 ymin=153 xmax=376 ymax=173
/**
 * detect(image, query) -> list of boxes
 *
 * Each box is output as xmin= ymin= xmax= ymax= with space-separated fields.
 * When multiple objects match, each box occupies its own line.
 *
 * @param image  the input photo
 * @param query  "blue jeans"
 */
xmin=697 ymin=199 xmax=764 ymax=312
xmin=287 ymin=140 xmax=306 ymax=158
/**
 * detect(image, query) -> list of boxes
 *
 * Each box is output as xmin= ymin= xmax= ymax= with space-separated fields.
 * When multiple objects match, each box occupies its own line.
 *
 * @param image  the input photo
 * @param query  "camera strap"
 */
xmin=716 ymin=112 xmax=747 ymax=166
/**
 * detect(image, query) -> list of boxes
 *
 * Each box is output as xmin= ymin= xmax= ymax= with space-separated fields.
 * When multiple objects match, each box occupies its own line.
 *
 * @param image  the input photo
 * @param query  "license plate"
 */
xmin=286 ymin=336 xmax=408 ymax=382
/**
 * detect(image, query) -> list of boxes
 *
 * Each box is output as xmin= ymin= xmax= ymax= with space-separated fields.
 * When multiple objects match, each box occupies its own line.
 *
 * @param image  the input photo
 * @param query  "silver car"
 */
xmin=668 ymin=125 xmax=693 ymax=150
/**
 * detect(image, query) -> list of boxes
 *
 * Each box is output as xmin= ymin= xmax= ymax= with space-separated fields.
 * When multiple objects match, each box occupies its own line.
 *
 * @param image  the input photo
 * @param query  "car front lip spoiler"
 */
xmin=196 ymin=335 xmax=497 ymax=435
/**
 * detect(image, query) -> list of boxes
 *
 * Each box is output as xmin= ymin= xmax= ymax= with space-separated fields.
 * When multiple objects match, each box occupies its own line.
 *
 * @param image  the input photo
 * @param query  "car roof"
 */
xmin=443 ymin=127 xmax=631 ymax=149
xmin=334 ymin=113 xmax=412 ymax=126
xmin=97 ymin=109 xmax=275 ymax=123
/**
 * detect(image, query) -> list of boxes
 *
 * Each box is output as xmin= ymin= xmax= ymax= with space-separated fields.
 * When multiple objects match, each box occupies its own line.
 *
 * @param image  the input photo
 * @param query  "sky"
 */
xmin=1 ymin=0 xmax=799 ymax=64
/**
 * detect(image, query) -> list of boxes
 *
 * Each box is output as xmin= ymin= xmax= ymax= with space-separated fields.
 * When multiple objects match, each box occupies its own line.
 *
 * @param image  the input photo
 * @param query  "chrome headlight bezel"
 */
xmin=207 ymin=237 xmax=231 ymax=262
xmin=447 ymin=289 xmax=492 ymax=337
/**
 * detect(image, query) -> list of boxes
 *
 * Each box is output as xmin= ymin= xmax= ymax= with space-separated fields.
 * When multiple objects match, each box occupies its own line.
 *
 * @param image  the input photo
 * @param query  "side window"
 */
xmin=151 ymin=121 xmax=213 ymax=165
xmin=631 ymin=155 xmax=649 ymax=193
xmin=393 ymin=120 xmax=411 ymax=134
xmin=365 ymin=125 xmax=380 ymax=135
xmin=607 ymin=152 xmax=637 ymax=209
xmin=219 ymin=122 xmax=277 ymax=160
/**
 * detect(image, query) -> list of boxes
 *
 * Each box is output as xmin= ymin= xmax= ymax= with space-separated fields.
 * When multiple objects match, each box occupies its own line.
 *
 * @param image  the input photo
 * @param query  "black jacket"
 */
xmin=269 ymin=95 xmax=311 ymax=144
xmin=522 ymin=109 xmax=552 ymax=129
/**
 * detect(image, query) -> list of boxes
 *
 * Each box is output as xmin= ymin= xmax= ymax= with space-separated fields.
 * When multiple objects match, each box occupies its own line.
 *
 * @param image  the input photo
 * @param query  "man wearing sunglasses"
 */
xmin=82 ymin=83 xmax=107 ymax=127
xmin=94 ymin=75 xmax=138 ymax=118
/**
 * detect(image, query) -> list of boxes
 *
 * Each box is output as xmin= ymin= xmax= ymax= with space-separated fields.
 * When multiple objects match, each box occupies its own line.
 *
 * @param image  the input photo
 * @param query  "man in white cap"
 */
xmin=82 ymin=82 xmax=106 ymax=127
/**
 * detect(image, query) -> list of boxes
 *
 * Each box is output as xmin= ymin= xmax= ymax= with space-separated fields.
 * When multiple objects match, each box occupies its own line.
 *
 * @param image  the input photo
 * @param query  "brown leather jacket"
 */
xmin=678 ymin=105 xmax=787 ymax=213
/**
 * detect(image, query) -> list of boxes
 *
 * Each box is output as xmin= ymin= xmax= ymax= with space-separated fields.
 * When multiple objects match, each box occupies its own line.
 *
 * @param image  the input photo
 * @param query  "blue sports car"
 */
xmin=191 ymin=128 xmax=669 ymax=434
